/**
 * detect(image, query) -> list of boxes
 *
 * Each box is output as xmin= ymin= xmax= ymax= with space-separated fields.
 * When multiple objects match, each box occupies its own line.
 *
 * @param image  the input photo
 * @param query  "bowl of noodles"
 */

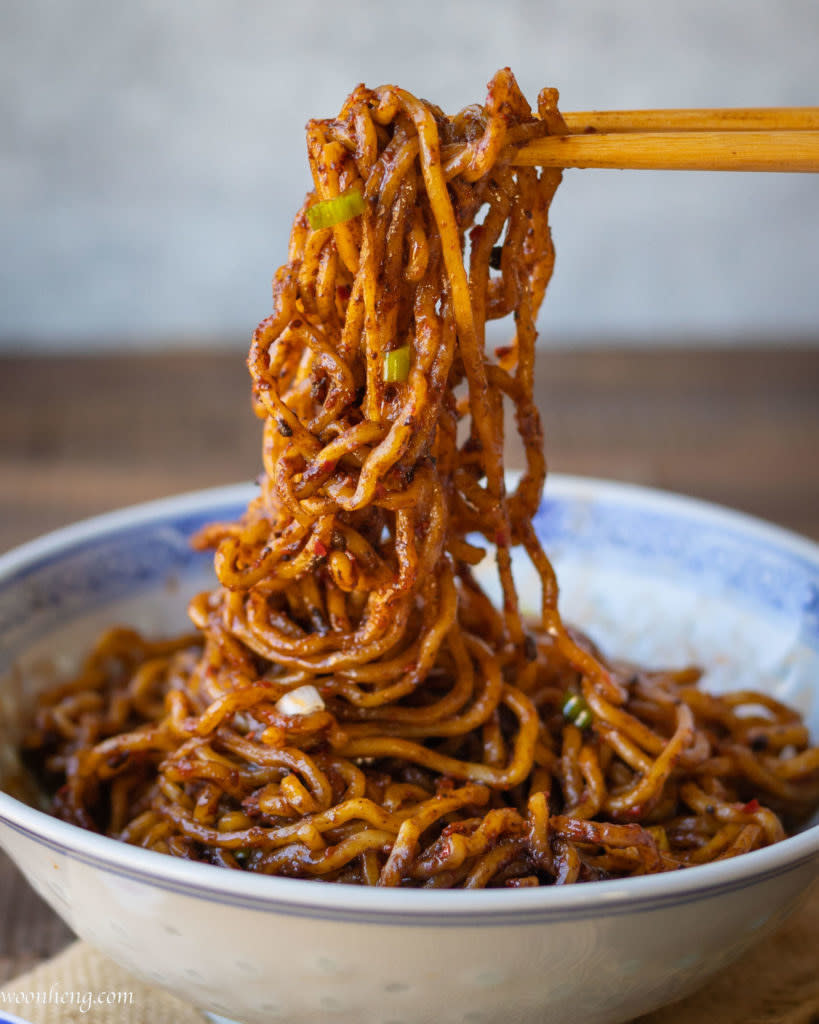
xmin=1 ymin=69 xmax=818 ymax=1024
xmin=1 ymin=478 xmax=818 ymax=1024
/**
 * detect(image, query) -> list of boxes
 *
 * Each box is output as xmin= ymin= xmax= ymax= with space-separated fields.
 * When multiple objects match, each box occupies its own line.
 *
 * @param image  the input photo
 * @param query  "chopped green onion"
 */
xmin=383 ymin=345 xmax=411 ymax=383
xmin=307 ymin=189 xmax=366 ymax=231
xmin=562 ymin=692 xmax=593 ymax=730
xmin=574 ymin=707 xmax=593 ymax=730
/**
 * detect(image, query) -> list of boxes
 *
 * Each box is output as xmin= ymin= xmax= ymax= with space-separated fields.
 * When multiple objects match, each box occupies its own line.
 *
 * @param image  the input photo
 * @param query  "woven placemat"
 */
xmin=2 ymin=884 xmax=818 ymax=1024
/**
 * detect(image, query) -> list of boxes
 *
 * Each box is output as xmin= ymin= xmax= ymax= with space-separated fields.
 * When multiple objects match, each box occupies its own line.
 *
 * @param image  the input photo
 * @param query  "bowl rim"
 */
xmin=1 ymin=475 xmax=818 ymax=923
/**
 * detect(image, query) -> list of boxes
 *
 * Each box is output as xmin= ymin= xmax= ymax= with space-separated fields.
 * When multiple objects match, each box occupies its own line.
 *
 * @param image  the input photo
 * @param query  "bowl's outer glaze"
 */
xmin=1 ymin=814 xmax=816 ymax=1024
xmin=1 ymin=478 xmax=818 ymax=1024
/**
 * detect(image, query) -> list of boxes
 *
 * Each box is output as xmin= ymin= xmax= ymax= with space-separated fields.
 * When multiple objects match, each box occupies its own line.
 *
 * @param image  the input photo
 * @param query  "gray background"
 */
xmin=2 ymin=0 xmax=818 ymax=351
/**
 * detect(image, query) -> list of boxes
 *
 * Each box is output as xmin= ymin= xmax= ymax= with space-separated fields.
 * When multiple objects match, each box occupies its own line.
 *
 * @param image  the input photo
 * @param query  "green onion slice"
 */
xmin=573 ymin=707 xmax=593 ymax=731
xmin=562 ymin=692 xmax=593 ymax=729
xmin=307 ymin=189 xmax=366 ymax=231
xmin=383 ymin=345 xmax=411 ymax=383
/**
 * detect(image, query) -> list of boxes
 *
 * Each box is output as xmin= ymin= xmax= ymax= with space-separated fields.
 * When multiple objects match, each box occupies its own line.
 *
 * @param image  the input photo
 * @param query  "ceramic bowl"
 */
xmin=1 ymin=477 xmax=818 ymax=1024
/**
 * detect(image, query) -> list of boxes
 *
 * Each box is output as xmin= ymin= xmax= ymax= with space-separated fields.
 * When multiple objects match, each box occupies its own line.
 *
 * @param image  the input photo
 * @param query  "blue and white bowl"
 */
xmin=1 ymin=477 xmax=818 ymax=1024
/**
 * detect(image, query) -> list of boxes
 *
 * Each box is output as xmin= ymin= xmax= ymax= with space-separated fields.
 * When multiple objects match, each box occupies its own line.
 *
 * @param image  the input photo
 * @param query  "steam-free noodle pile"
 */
xmin=24 ymin=70 xmax=819 ymax=886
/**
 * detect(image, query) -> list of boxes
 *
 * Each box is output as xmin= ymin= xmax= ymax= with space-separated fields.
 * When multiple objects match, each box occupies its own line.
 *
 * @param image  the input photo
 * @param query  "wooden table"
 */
xmin=1 ymin=346 xmax=818 ymax=984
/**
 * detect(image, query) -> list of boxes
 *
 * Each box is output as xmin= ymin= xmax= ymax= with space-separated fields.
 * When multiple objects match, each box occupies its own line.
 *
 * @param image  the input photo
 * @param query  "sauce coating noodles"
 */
xmin=24 ymin=71 xmax=819 ymax=886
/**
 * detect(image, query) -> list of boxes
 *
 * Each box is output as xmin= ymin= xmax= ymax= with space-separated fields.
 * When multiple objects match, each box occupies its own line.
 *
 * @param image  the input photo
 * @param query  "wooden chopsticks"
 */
xmin=513 ymin=107 xmax=819 ymax=172
xmin=561 ymin=107 xmax=819 ymax=133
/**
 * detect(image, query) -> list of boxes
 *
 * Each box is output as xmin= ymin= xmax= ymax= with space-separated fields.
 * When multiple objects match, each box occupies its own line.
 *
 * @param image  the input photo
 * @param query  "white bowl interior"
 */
xmin=488 ymin=481 xmax=819 ymax=824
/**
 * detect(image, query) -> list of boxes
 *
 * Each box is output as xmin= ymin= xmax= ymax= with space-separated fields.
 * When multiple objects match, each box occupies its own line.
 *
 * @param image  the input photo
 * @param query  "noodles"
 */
xmin=23 ymin=70 xmax=819 ymax=886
